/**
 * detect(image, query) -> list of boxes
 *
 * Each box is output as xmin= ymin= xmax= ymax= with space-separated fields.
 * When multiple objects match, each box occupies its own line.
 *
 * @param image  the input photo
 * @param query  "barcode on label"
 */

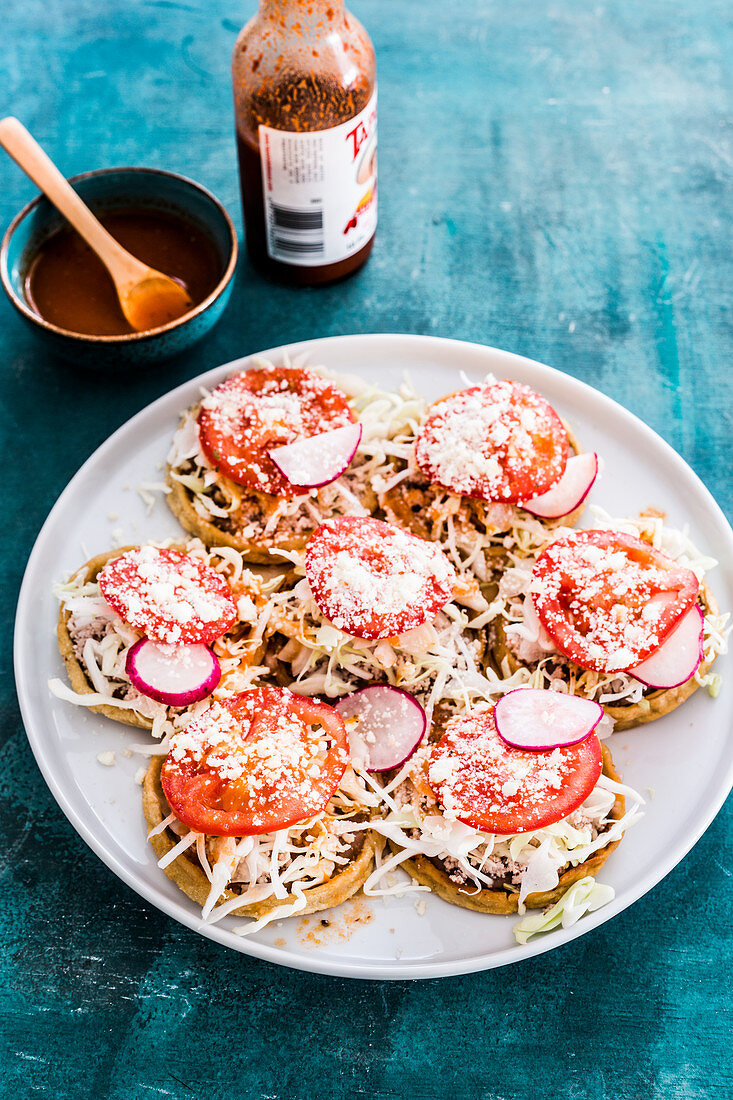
xmin=269 ymin=202 xmax=324 ymax=258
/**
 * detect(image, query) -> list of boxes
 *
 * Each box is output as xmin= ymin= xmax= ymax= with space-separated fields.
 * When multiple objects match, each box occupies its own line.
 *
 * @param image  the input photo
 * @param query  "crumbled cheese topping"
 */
xmin=415 ymin=380 xmax=566 ymax=501
xmin=98 ymin=545 xmax=235 ymax=646
xmin=167 ymin=692 xmax=341 ymax=829
xmin=305 ymin=517 xmax=457 ymax=638
xmin=428 ymin=710 xmax=588 ymax=821
xmin=198 ymin=367 xmax=353 ymax=493
xmin=532 ymin=532 xmax=697 ymax=671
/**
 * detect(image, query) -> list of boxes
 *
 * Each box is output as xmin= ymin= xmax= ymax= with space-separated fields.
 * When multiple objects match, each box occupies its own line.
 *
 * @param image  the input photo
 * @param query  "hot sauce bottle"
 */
xmin=232 ymin=0 xmax=377 ymax=285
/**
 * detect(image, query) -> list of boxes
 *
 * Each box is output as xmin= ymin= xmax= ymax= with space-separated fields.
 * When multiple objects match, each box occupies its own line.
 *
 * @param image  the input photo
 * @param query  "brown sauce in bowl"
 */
xmin=24 ymin=208 xmax=222 ymax=336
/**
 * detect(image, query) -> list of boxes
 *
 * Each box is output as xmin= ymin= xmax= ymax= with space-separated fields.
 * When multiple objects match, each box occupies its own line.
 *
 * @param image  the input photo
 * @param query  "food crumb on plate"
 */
xmin=297 ymin=898 xmax=374 ymax=948
xmin=97 ymin=751 xmax=115 ymax=767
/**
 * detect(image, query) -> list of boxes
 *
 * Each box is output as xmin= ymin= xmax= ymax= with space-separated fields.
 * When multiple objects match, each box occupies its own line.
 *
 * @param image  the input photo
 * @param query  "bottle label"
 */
xmin=259 ymin=88 xmax=377 ymax=268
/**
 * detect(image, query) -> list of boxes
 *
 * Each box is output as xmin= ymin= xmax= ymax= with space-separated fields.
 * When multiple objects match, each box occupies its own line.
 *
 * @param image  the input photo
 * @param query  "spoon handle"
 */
xmin=0 ymin=117 xmax=147 ymax=282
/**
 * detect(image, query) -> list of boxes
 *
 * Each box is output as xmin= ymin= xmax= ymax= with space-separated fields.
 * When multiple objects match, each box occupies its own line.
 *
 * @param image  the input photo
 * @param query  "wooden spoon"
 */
xmin=0 ymin=117 xmax=193 ymax=332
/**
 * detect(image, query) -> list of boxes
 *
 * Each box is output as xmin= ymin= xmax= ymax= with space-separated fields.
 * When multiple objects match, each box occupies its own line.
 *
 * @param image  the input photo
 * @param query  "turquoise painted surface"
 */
xmin=1 ymin=1 xmax=731 ymax=1097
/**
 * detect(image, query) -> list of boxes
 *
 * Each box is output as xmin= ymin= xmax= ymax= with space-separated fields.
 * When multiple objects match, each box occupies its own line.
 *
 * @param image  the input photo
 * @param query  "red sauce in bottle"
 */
xmin=232 ymin=1 xmax=376 ymax=286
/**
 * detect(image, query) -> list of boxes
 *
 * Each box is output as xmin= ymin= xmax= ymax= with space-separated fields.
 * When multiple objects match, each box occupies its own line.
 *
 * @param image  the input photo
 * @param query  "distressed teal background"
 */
xmin=2 ymin=1 xmax=732 ymax=1097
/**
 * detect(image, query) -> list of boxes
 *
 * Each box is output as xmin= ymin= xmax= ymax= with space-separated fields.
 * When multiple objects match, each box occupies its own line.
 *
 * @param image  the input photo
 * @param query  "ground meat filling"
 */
xmin=171 ymin=815 xmax=367 ymax=895
xmin=66 ymin=614 xmax=142 ymax=704
xmin=429 ymin=853 xmax=523 ymax=890
xmin=175 ymin=453 xmax=377 ymax=544
xmin=425 ymin=814 xmax=613 ymax=893
xmin=67 ymin=614 xmax=116 ymax=660
xmin=329 ymin=824 xmax=367 ymax=865
xmin=381 ymin=471 xmax=514 ymax=544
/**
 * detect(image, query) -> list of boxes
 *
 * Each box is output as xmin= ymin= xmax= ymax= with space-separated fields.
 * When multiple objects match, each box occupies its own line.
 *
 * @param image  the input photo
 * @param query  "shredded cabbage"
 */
xmin=513 ymin=876 xmax=615 ymax=943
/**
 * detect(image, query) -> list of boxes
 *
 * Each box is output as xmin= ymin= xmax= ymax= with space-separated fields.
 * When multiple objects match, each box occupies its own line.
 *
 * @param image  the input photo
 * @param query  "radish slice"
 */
xmin=494 ymin=688 xmax=604 ymax=751
xmin=522 ymin=453 xmax=598 ymax=519
xmin=335 ymin=685 xmax=426 ymax=772
xmin=268 ymin=422 xmax=363 ymax=489
xmin=125 ymin=639 xmax=221 ymax=707
xmin=628 ymin=604 xmax=704 ymax=689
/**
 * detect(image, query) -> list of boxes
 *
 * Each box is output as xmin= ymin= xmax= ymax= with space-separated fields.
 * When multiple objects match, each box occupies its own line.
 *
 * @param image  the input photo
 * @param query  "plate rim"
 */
xmin=13 ymin=332 xmax=733 ymax=980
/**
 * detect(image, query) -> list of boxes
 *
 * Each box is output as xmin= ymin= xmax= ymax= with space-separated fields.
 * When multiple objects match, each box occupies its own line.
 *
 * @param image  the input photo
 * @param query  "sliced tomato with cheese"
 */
xmin=197 ymin=366 xmax=355 ymax=496
xmin=161 ymin=687 xmax=349 ymax=837
xmin=532 ymin=529 xmax=699 ymax=673
xmin=304 ymin=516 xmax=457 ymax=639
xmin=414 ymin=380 xmax=568 ymax=503
xmin=98 ymin=546 xmax=237 ymax=646
xmin=427 ymin=710 xmax=602 ymax=835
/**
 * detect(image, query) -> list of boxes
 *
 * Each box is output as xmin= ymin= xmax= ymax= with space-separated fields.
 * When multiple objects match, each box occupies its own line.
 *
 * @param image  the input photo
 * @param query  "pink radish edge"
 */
xmin=126 ymin=638 xmax=221 ymax=707
xmin=628 ymin=604 xmax=704 ymax=689
xmin=522 ymin=452 xmax=598 ymax=519
xmin=268 ymin=422 xmax=363 ymax=489
xmin=335 ymin=684 xmax=426 ymax=772
xmin=494 ymin=687 xmax=604 ymax=751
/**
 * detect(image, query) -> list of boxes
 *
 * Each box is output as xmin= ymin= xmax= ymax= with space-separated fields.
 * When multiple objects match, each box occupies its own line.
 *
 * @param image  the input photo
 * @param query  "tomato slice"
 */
xmin=532 ymin=529 xmax=699 ymax=672
xmin=415 ymin=380 xmax=568 ymax=503
xmin=427 ymin=710 xmax=602 ymax=835
xmin=304 ymin=516 xmax=457 ymax=639
xmin=98 ymin=546 xmax=237 ymax=646
xmin=197 ymin=367 xmax=355 ymax=496
xmin=161 ymin=687 xmax=349 ymax=837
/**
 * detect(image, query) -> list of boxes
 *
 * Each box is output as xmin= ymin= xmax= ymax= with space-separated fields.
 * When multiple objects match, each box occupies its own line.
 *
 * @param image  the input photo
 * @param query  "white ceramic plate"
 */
xmin=14 ymin=334 xmax=733 ymax=979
